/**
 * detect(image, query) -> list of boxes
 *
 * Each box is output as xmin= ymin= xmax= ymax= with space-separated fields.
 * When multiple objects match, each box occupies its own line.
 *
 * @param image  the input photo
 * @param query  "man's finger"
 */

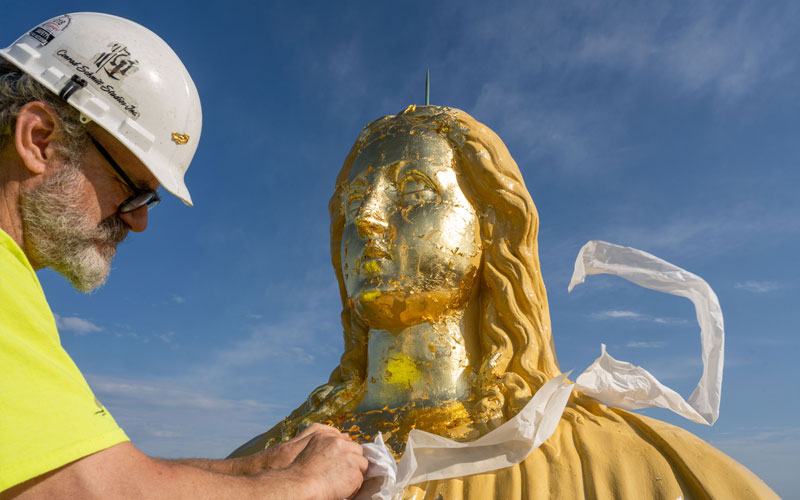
xmin=297 ymin=422 xmax=341 ymax=438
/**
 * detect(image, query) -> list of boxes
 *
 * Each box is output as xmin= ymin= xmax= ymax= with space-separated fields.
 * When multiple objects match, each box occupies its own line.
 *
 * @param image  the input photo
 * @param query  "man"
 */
xmin=0 ymin=13 xmax=367 ymax=499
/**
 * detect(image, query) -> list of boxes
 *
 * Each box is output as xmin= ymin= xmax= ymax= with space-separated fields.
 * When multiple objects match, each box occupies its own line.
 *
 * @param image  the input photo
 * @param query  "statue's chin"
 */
xmin=351 ymin=288 xmax=459 ymax=331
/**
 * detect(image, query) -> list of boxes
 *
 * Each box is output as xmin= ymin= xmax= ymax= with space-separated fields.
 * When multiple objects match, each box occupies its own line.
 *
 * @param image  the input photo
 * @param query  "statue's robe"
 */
xmin=234 ymin=396 xmax=777 ymax=499
xmin=402 ymin=402 xmax=778 ymax=500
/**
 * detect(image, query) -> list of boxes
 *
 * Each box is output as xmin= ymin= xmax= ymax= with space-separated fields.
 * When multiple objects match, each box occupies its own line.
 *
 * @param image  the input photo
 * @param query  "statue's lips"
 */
xmin=361 ymin=243 xmax=391 ymax=261
xmin=358 ymin=243 xmax=392 ymax=275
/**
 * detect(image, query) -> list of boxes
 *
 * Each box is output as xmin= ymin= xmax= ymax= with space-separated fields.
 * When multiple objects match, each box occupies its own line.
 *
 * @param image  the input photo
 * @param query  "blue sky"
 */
xmin=4 ymin=1 xmax=799 ymax=496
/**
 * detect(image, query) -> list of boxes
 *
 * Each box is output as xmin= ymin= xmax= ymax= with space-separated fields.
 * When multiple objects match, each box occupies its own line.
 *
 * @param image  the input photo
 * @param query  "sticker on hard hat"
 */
xmin=54 ymin=43 xmax=142 ymax=119
xmin=28 ymin=15 xmax=71 ymax=47
xmin=91 ymin=43 xmax=140 ymax=81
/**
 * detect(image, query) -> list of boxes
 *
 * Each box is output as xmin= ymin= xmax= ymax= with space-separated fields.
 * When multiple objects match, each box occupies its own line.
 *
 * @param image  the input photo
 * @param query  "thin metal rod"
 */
xmin=425 ymin=69 xmax=430 ymax=105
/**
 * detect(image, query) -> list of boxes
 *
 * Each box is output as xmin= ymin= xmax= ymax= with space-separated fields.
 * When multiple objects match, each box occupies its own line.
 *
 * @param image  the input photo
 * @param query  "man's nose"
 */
xmin=118 ymin=205 xmax=148 ymax=232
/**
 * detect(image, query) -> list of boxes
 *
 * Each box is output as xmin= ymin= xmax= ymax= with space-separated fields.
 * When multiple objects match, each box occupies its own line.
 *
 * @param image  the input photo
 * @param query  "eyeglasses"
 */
xmin=86 ymin=133 xmax=160 ymax=213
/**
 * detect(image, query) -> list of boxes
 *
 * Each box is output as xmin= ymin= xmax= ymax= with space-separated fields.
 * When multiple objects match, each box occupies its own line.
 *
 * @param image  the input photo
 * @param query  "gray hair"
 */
xmin=0 ymin=60 xmax=87 ymax=158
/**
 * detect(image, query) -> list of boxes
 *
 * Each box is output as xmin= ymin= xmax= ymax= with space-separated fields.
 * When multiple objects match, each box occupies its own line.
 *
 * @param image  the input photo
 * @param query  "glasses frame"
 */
xmin=86 ymin=132 xmax=160 ymax=213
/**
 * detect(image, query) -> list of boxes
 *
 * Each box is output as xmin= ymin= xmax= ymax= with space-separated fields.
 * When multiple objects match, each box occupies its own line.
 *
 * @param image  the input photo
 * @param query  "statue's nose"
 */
xmin=353 ymin=180 xmax=390 ymax=239
xmin=355 ymin=211 xmax=389 ymax=239
xmin=354 ymin=182 xmax=391 ymax=240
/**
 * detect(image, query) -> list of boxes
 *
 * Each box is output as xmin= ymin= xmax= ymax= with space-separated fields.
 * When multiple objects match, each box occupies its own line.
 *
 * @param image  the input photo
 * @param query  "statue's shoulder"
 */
xmin=562 ymin=407 xmax=779 ymax=499
xmin=404 ymin=405 xmax=779 ymax=500
xmin=228 ymin=420 xmax=286 ymax=458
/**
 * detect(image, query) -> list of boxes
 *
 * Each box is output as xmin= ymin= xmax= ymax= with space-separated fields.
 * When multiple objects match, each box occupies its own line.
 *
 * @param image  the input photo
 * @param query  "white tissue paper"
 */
xmin=569 ymin=240 xmax=724 ymax=425
xmin=359 ymin=240 xmax=724 ymax=500
xmin=361 ymin=373 xmax=573 ymax=500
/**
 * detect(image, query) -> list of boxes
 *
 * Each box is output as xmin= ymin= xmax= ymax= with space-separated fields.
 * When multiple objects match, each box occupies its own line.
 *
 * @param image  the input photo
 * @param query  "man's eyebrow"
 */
xmin=134 ymin=179 xmax=155 ymax=191
xmin=123 ymin=175 xmax=158 ymax=193
xmin=102 ymin=156 xmax=155 ymax=192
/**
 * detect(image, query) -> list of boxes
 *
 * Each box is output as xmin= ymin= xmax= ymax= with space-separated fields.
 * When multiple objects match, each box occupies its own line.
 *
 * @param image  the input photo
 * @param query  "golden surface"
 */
xmin=231 ymin=106 xmax=778 ymax=499
xmin=171 ymin=132 xmax=189 ymax=144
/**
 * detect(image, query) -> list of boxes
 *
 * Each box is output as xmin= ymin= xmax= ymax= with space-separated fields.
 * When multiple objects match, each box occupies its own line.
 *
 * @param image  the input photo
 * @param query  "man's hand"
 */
xmin=230 ymin=423 xmax=345 ymax=474
xmin=1 ymin=432 xmax=368 ymax=500
xmin=277 ymin=428 xmax=369 ymax=500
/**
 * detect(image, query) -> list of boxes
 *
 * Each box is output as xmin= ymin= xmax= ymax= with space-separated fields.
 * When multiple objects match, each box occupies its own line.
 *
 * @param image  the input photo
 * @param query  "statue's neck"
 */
xmin=356 ymin=293 xmax=480 ymax=412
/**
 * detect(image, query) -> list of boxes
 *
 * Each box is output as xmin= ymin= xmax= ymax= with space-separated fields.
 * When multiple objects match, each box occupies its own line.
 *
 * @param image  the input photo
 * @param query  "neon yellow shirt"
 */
xmin=0 ymin=229 xmax=128 ymax=491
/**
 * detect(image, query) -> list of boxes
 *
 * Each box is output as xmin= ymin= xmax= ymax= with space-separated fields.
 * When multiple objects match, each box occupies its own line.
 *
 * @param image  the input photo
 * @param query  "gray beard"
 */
xmin=20 ymin=161 xmax=129 ymax=292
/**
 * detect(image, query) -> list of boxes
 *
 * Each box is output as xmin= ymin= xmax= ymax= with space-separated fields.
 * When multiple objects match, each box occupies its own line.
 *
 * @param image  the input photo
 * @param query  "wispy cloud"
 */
xmin=452 ymin=2 xmax=800 ymax=179
xmin=471 ymin=83 xmax=628 ymax=177
xmin=575 ymin=2 xmax=798 ymax=99
xmin=177 ymin=280 xmax=345 ymax=401
xmin=87 ymin=374 xmax=286 ymax=459
xmin=735 ymin=281 xmax=780 ymax=293
xmin=591 ymin=309 xmax=687 ymax=325
xmin=594 ymin=310 xmax=642 ymax=319
xmin=82 ymin=282 xmax=347 ymax=458
xmin=195 ymin=313 xmax=337 ymax=384
xmin=626 ymin=341 xmax=666 ymax=348
xmin=171 ymin=295 xmax=185 ymax=304
xmin=747 ymin=337 xmax=797 ymax=347
xmin=707 ymin=426 xmax=800 ymax=498
xmin=55 ymin=314 xmax=102 ymax=335
xmin=158 ymin=331 xmax=176 ymax=344
xmin=89 ymin=376 xmax=276 ymax=412
xmin=601 ymin=206 xmax=800 ymax=260
xmin=625 ymin=354 xmax=703 ymax=382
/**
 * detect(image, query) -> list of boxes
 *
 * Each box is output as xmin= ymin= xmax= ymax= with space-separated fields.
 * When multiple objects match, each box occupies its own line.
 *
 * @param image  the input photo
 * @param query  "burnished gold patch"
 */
xmin=171 ymin=132 xmax=190 ymax=145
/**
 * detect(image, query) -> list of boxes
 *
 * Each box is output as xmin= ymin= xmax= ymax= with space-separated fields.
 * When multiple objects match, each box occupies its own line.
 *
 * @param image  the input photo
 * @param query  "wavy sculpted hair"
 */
xmin=270 ymin=106 xmax=562 ymax=442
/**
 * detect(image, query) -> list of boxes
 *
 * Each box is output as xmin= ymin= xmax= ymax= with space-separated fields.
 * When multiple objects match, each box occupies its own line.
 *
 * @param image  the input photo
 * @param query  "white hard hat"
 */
xmin=0 ymin=12 xmax=201 ymax=205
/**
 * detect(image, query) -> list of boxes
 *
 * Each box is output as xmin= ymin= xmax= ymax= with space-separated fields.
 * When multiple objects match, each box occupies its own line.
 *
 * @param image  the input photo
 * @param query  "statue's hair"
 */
xmin=0 ymin=60 xmax=87 ymax=157
xmin=272 ymin=106 xmax=561 ymax=440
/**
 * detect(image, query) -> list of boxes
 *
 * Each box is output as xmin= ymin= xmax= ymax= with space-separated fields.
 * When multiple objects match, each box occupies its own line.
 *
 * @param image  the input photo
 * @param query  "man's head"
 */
xmin=0 ymin=13 xmax=202 ymax=291
xmin=1 ymin=61 xmax=157 ymax=290
xmin=19 ymin=150 xmax=130 ymax=292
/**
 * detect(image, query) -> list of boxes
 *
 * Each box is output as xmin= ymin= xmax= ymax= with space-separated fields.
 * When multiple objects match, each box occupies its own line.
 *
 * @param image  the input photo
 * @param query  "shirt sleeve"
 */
xmin=0 ymin=233 xmax=129 ymax=491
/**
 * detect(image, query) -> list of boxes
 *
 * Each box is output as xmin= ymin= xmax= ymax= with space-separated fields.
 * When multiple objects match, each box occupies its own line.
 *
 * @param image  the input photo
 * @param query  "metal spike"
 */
xmin=425 ymin=69 xmax=430 ymax=106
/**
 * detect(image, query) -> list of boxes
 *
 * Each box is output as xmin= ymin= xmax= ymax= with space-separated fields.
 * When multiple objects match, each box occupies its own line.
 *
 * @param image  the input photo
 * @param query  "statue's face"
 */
xmin=341 ymin=128 xmax=482 ymax=330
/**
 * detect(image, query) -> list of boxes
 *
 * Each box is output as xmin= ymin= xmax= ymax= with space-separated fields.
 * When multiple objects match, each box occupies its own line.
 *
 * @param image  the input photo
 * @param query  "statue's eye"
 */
xmin=399 ymin=172 xmax=438 ymax=205
xmin=345 ymin=191 xmax=364 ymax=220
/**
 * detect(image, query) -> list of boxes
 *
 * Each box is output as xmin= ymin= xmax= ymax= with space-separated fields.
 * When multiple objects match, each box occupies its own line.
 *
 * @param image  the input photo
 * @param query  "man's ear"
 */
xmin=14 ymin=101 xmax=63 ymax=175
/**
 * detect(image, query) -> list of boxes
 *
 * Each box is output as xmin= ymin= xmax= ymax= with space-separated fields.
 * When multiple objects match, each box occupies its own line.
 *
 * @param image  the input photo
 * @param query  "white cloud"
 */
xmin=471 ymin=82 xmax=627 ymax=177
xmin=707 ymin=426 xmax=800 ymax=498
xmin=200 ymin=316 xmax=331 ymax=380
xmin=55 ymin=314 xmax=102 ymax=335
xmin=601 ymin=206 xmax=800 ymax=260
xmin=177 ymin=280 xmax=345 ymax=399
xmin=747 ymin=337 xmax=797 ymax=347
xmin=626 ymin=341 xmax=666 ymax=348
xmin=171 ymin=295 xmax=185 ymax=304
xmin=575 ymin=2 xmax=797 ymax=99
xmin=89 ymin=376 xmax=276 ymax=412
xmin=594 ymin=310 xmax=642 ymax=319
xmin=158 ymin=331 xmax=176 ymax=344
xmin=79 ymin=287 xmax=344 ymax=458
xmin=453 ymin=2 xmax=800 ymax=178
xmin=591 ymin=310 xmax=687 ymax=325
xmin=626 ymin=354 xmax=703 ymax=382
xmin=86 ymin=374 xmax=286 ymax=459
xmin=735 ymin=281 xmax=780 ymax=293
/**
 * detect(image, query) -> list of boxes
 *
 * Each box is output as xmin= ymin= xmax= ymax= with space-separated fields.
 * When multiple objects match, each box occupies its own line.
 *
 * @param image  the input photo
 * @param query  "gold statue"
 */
xmin=233 ymin=106 xmax=777 ymax=499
